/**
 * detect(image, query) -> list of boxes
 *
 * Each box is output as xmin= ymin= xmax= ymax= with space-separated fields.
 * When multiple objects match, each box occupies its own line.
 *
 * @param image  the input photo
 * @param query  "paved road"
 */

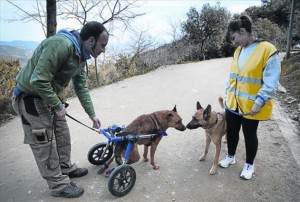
xmin=0 ymin=58 xmax=299 ymax=202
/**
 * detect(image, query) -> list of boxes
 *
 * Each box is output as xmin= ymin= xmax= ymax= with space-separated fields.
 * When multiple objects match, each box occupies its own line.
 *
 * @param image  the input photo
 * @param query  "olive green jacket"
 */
xmin=16 ymin=30 xmax=96 ymax=118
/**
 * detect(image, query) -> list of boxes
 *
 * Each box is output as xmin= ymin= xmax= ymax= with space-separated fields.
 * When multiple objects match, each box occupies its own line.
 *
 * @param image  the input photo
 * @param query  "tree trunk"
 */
xmin=95 ymin=59 xmax=99 ymax=86
xmin=285 ymin=0 xmax=296 ymax=59
xmin=46 ymin=0 xmax=57 ymax=38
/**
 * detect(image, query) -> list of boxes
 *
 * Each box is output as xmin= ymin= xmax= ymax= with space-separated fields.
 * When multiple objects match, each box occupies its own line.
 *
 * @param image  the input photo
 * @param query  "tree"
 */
xmin=166 ymin=19 xmax=184 ymax=44
xmin=245 ymin=0 xmax=300 ymax=52
xmin=7 ymin=0 xmax=145 ymax=86
xmin=253 ymin=18 xmax=287 ymax=50
xmin=7 ymin=0 xmax=144 ymax=38
xmin=181 ymin=3 xmax=231 ymax=60
xmin=58 ymin=0 xmax=144 ymax=33
xmin=286 ymin=0 xmax=297 ymax=59
xmin=47 ymin=0 xmax=57 ymax=37
xmin=56 ymin=0 xmax=145 ymax=86
xmin=246 ymin=0 xmax=296 ymax=28
xmin=7 ymin=0 xmax=48 ymax=37
xmin=129 ymin=30 xmax=155 ymax=62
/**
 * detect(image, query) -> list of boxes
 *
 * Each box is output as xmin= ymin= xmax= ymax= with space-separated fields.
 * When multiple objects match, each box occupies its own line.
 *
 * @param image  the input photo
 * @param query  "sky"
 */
xmin=0 ymin=0 xmax=262 ymax=52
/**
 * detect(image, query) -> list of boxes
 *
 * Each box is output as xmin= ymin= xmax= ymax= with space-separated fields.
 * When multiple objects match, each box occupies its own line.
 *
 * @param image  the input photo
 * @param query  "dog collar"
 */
xmin=157 ymin=129 xmax=168 ymax=136
xmin=150 ymin=114 xmax=168 ymax=136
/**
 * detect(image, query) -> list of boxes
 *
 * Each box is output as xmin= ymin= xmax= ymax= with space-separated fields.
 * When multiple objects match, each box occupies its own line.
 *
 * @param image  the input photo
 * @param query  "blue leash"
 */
xmin=224 ymin=102 xmax=252 ymax=117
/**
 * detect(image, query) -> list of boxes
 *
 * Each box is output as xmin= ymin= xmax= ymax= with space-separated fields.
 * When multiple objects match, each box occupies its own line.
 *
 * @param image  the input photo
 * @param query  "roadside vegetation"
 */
xmin=1 ymin=0 xmax=299 ymax=126
xmin=278 ymin=52 xmax=300 ymax=127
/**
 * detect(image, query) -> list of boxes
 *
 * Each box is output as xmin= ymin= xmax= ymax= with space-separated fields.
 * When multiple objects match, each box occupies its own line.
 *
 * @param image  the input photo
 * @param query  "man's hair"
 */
xmin=80 ymin=21 xmax=108 ymax=41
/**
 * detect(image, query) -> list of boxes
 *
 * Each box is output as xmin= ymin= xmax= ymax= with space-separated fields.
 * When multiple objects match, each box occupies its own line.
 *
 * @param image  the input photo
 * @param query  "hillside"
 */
xmin=0 ymin=40 xmax=39 ymax=51
xmin=278 ymin=52 xmax=300 ymax=128
xmin=0 ymin=40 xmax=39 ymax=66
xmin=0 ymin=45 xmax=33 ymax=66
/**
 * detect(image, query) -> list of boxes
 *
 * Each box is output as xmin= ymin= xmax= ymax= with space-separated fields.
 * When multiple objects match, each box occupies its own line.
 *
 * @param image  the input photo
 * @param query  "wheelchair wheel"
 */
xmin=108 ymin=164 xmax=136 ymax=197
xmin=87 ymin=143 xmax=113 ymax=165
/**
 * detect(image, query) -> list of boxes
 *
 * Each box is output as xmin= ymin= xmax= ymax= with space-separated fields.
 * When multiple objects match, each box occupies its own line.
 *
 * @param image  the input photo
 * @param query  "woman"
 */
xmin=218 ymin=15 xmax=281 ymax=180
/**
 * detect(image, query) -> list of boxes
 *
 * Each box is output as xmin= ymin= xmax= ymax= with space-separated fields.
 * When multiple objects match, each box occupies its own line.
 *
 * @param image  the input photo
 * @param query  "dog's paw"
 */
xmin=143 ymin=158 xmax=149 ymax=162
xmin=153 ymin=164 xmax=160 ymax=170
xmin=97 ymin=164 xmax=108 ymax=174
xmin=199 ymin=154 xmax=206 ymax=161
xmin=209 ymin=167 xmax=217 ymax=175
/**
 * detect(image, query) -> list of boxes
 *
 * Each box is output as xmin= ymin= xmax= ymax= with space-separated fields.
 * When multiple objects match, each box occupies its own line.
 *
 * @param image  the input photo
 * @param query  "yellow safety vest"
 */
xmin=226 ymin=41 xmax=277 ymax=120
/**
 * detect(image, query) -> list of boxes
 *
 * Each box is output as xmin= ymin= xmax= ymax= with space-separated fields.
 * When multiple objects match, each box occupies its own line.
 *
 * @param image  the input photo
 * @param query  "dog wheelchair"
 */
xmin=87 ymin=124 xmax=156 ymax=197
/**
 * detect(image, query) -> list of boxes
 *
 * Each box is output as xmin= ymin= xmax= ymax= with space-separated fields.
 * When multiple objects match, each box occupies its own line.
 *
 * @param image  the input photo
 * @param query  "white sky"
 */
xmin=0 ymin=0 xmax=262 ymax=51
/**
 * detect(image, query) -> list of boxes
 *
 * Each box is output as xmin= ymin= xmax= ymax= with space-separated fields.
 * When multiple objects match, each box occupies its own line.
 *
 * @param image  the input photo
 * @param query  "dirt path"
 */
xmin=0 ymin=58 xmax=299 ymax=202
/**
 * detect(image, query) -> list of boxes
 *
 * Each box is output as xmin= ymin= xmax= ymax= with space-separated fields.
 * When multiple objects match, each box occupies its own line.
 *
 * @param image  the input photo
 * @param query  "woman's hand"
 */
xmin=251 ymin=103 xmax=261 ymax=116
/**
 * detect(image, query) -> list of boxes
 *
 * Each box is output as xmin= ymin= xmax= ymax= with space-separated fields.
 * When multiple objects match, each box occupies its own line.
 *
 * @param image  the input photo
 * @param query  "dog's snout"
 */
xmin=180 ymin=125 xmax=186 ymax=131
xmin=186 ymin=122 xmax=201 ymax=130
xmin=176 ymin=124 xmax=186 ymax=131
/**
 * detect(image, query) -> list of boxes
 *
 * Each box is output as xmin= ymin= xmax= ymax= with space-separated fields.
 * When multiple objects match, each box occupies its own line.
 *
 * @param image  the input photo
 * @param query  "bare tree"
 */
xmin=7 ymin=0 xmax=144 ymax=37
xmin=7 ymin=0 xmax=145 ymax=86
xmin=56 ymin=0 xmax=145 ymax=86
xmin=56 ymin=0 xmax=144 ymax=33
xmin=7 ymin=0 xmax=48 ymax=37
xmin=167 ymin=20 xmax=183 ymax=43
xmin=286 ymin=0 xmax=296 ymax=59
xmin=129 ymin=30 xmax=155 ymax=63
xmin=47 ymin=0 xmax=57 ymax=37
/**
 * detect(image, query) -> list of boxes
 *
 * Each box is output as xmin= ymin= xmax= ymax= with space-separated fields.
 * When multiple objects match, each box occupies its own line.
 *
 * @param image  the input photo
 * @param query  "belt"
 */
xmin=13 ymin=87 xmax=41 ymax=98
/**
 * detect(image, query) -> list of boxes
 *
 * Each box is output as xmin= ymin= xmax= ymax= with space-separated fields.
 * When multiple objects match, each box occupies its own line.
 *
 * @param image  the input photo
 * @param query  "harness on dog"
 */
xmin=150 ymin=113 xmax=168 ymax=136
xmin=216 ymin=112 xmax=226 ymax=123
xmin=145 ymin=113 xmax=168 ymax=146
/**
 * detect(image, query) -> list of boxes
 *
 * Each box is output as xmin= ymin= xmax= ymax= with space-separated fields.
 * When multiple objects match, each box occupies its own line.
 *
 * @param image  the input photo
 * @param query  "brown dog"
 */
xmin=186 ymin=97 xmax=226 ymax=174
xmin=114 ymin=106 xmax=186 ymax=170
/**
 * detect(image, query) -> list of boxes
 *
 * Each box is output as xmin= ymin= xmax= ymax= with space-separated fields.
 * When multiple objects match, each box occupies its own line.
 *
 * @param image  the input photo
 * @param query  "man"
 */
xmin=12 ymin=21 xmax=109 ymax=198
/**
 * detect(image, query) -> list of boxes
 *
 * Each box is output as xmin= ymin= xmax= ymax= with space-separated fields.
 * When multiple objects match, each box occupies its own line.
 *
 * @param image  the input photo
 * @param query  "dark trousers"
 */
xmin=226 ymin=110 xmax=259 ymax=165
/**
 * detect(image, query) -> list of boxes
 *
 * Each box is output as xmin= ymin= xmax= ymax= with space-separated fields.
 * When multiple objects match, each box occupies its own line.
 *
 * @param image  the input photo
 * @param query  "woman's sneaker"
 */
xmin=218 ymin=154 xmax=235 ymax=168
xmin=240 ymin=163 xmax=254 ymax=180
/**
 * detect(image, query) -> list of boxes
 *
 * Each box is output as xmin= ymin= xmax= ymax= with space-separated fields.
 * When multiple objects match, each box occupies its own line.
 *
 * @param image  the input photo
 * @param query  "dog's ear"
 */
xmin=166 ymin=112 xmax=173 ymax=121
xmin=196 ymin=102 xmax=203 ymax=110
xmin=172 ymin=105 xmax=177 ymax=112
xmin=203 ymin=104 xmax=211 ymax=121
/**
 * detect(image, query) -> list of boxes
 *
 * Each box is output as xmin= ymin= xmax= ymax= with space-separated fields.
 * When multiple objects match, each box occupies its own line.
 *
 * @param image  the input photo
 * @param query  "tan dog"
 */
xmin=186 ymin=97 xmax=226 ymax=174
xmin=114 ymin=106 xmax=186 ymax=170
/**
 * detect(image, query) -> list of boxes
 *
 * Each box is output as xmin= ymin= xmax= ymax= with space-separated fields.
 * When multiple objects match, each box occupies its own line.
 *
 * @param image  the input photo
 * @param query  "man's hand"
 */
xmin=55 ymin=107 xmax=67 ymax=116
xmin=251 ymin=103 xmax=261 ymax=116
xmin=90 ymin=116 xmax=101 ymax=129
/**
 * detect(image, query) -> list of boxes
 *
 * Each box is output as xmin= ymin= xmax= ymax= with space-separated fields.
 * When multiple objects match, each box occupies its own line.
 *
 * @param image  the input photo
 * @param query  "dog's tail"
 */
xmin=218 ymin=96 xmax=225 ymax=110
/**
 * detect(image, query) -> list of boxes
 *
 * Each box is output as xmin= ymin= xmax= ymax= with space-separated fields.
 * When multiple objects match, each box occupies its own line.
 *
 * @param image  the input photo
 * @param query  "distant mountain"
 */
xmin=0 ymin=40 xmax=39 ymax=51
xmin=0 ymin=46 xmax=31 ymax=67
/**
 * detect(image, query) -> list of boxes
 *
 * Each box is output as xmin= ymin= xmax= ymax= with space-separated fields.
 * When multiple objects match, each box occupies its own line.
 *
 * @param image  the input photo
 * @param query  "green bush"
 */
xmin=0 ymin=59 xmax=20 ymax=124
xmin=0 ymin=60 xmax=19 ymax=100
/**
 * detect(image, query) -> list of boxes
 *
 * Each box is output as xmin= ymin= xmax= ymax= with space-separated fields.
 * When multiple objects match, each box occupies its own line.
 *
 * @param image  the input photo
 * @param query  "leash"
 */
xmin=224 ymin=101 xmax=252 ymax=117
xmin=59 ymin=101 xmax=100 ymax=133
xmin=65 ymin=113 xmax=100 ymax=133
xmin=47 ymin=112 xmax=60 ymax=170
xmin=46 ymin=113 xmax=100 ymax=170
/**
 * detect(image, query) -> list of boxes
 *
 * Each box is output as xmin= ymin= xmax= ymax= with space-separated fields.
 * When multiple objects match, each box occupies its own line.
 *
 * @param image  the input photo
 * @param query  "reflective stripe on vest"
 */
xmin=226 ymin=41 xmax=277 ymax=120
